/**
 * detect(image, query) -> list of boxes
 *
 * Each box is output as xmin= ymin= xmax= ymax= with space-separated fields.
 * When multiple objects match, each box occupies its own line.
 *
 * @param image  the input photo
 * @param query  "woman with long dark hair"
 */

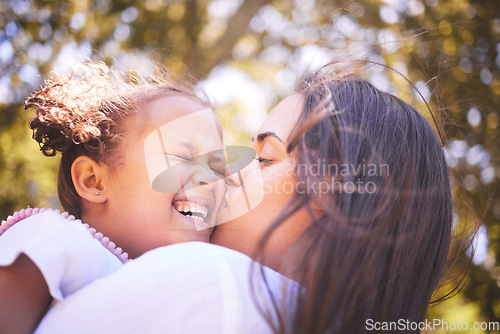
xmin=35 ymin=65 xmax=461 ymax=334
xmin=213 ymin=66 xmax=456 ymax=333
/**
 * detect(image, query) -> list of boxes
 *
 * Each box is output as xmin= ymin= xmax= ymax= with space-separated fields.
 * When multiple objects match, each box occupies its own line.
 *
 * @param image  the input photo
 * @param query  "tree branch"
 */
xmin=188 ymin=0 xmax=271 ymax=78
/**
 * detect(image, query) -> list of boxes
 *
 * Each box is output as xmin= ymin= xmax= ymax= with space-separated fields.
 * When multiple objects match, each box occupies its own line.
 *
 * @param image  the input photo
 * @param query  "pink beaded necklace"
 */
xmin=0 ymin=207 xmax=130 ymax=263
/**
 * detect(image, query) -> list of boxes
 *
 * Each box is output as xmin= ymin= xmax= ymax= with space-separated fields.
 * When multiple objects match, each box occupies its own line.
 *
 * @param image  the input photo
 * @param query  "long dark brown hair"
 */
xmin=254 ymin=65 xmax=462 ymax=333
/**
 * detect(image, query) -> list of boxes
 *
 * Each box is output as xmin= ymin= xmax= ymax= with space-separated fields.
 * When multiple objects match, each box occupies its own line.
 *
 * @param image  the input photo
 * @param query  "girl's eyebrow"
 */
xmin=162 ymin=139 xmax=194 ymax=149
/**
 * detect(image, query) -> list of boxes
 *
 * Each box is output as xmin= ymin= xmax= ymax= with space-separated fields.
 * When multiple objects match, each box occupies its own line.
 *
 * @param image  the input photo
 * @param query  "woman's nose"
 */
xmin=224 ymin=156 xmax=260 ymax=188
xmin=222 ymin=145 xmax=256 ymax=188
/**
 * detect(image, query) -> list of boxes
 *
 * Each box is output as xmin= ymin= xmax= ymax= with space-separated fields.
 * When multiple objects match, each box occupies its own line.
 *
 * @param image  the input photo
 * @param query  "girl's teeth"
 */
xmin=192 ymin=215 xmax=203 ymax=222
xmin=173 ymin=201 xmax=208 ymax=219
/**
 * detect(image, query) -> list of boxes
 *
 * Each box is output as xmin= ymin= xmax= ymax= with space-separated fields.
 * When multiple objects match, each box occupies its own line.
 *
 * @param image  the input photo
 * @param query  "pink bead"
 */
xmin=0 ymin=206 xmax=130 ymax=264
xmin=54 ymin=209 xmax=61 ymax=214
xmin=6 ymin=217 xmax=15 ymax=226
xmin=101 ymin=237 xmax=110 ymax=247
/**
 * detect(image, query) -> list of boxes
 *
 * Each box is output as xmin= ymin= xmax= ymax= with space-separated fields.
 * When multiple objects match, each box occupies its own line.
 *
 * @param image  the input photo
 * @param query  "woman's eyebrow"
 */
xmin=255 ymin=132 xmax=285 ymax=143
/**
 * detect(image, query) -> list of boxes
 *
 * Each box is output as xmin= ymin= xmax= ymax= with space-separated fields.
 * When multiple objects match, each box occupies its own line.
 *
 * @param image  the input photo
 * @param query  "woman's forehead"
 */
xmin=257 ymin=94 xmax=304 ymax=143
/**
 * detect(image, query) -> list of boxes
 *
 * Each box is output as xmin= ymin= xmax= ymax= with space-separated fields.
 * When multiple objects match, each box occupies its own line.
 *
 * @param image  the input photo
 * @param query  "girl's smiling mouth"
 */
xmin=173 ymin=200 xmax=208 ymax=222
xmin=172 ymin=195 xmax=213 ymax=230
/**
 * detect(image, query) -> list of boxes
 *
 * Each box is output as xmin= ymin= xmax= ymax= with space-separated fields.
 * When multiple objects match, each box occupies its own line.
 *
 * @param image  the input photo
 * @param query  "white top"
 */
xmin=0 ymin=210 xmax=122 ymax=300
xmin=35 ymin=242 xmax=300 ymax=334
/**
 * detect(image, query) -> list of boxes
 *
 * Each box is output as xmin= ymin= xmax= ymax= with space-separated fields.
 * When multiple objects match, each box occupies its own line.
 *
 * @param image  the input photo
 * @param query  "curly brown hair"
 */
xmin=25 ymin=61 xmax=208 ymax=218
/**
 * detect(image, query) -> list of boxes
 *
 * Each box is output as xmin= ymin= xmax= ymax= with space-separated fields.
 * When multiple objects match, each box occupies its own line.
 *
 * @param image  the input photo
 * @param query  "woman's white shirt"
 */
xmin=35 ymin=242 xmax=298 ymax=334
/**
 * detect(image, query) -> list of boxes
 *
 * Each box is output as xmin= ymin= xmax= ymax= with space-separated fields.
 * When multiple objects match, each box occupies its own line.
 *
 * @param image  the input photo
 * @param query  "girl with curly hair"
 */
xmin=0 ymin=62 xmax=227 ymax=333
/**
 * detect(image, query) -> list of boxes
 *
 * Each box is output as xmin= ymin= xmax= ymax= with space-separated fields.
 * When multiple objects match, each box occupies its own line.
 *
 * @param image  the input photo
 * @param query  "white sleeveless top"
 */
xmin=0 ymin=210 xmax=123 ymax=300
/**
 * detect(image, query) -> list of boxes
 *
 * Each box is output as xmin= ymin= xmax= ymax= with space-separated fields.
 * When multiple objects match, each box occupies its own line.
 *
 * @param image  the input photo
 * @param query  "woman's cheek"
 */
xmin=261 ymin=161 xmax=297 ymax=199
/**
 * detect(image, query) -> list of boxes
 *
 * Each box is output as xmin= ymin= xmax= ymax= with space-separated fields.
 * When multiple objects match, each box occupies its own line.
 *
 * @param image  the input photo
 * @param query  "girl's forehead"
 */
xmin=146 ymin=94 xmax=211 ymax=124
xmin=144 ymin=93 xmax=221 ymax=136
xmin=144 ymin=106 xmax=223 ymax=154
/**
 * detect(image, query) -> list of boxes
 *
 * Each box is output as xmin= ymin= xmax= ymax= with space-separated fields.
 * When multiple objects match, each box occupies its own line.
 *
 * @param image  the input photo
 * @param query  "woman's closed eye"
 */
xmin=255 ymin=156 xmax=274 ymax=166
xmin=253 ymin=134 xmax=286 ymax=167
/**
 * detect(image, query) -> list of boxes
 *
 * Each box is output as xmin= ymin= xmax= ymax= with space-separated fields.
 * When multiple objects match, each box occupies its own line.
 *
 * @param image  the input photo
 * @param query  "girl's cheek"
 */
xmin=214 ymin=179 xmax=226 ymax=209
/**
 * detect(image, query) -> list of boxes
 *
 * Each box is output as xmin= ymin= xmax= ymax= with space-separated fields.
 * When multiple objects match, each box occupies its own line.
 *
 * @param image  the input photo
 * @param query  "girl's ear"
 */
xmin=71 ymin=156 xmax=107 ymax=203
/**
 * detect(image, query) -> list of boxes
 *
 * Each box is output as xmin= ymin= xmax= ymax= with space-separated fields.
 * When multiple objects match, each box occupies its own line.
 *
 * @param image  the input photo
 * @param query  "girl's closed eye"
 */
xmin=165 ymin=153 xmax=194 ymax=163
xmin=167 ymin=152 xmax=226 ymax=178
xmin=209 ymin=162 xmax=227 ymax=177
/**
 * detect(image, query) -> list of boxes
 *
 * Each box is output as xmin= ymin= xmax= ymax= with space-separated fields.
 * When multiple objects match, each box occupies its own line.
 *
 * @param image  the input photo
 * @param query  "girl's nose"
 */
xmin=191 ymin=164 xmax=220 ymax=189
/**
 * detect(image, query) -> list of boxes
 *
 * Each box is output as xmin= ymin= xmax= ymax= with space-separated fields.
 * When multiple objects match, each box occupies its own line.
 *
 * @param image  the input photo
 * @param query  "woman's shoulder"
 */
xmin=139 ymin=241 xmax=286 ymax=283
xmin=136 ymin=242 xmax=298 ymax=324
xmin=147 ymin=241 xmax=253 ymax=261
xmin=38 ymin=242 xmax=294 ymax=334
xmin=135 ymin=241 xmax=251 ymax=268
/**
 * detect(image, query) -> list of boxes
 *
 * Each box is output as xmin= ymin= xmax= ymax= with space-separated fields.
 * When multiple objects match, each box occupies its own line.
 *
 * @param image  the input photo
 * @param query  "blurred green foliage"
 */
xmin=0 ymin=0 xmax=499 ymax=329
